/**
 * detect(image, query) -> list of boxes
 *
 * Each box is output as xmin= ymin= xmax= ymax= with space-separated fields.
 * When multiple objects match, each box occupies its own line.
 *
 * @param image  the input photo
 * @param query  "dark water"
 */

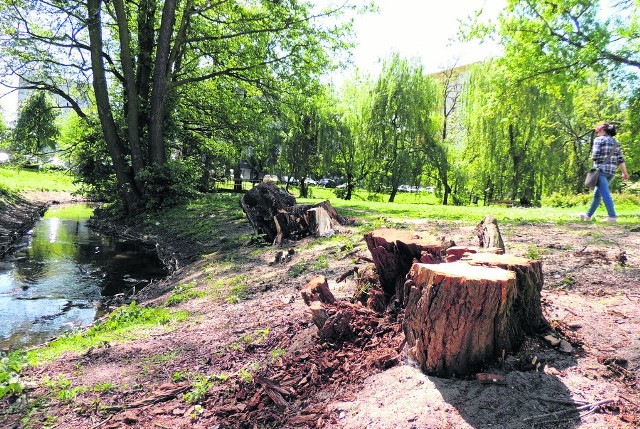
xmin=0 ymin=203 xmax=168 ymax=351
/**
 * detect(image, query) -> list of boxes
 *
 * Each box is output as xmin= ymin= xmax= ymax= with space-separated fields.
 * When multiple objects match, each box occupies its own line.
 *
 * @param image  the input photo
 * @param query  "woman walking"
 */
xmin=580 ymin=122 xmax=629 ymax=222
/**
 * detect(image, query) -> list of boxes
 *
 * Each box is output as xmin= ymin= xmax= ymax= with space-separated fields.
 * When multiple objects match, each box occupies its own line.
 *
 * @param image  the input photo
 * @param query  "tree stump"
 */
xmin=301 ymin=275 xmax=336 ymax=306
xmin=363 ymin=228 xmax=441 ymax=301
xmin=403 ymin=262 xmax=517 ymax=377
xmin=462 ymin=252 xmax=549 ymax=337
xmin=476 ymin=215 xmax=505 ymax=253
xmin=240 ymin=183 xmax=350 ymax=244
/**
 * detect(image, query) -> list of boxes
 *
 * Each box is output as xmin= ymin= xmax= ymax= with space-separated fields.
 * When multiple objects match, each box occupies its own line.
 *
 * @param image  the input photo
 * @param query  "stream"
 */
xmin=0 ymin=203 xmax=168 ymax=352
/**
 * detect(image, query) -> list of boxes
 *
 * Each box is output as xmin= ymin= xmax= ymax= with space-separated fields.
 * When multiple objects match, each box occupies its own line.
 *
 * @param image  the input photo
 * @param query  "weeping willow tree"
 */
xmin=318 ymin=75 xmax=377 ymax=201
xmin=460 ymin=60 xmax=628 ymax=202
xmin=460 ymin=0 xmax=639 ymax=199
xmin=367 ymin=53 xmax=440 ymax=202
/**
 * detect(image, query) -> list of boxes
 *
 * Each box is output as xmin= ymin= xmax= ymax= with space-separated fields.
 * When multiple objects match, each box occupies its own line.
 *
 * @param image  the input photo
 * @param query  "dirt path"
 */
xmin=1 ymin=194 xmax=638 ymax=429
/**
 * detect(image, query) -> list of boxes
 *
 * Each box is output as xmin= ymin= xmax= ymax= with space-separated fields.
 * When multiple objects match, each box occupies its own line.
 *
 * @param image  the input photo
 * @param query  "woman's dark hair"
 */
xmin=604 ymin=122 xmax=617 ymax=136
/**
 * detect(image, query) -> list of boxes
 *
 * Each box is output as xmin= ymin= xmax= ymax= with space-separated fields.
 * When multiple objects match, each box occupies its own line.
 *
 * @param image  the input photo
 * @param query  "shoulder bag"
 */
xmin=584 ymin=168 xmax=600 ymax=188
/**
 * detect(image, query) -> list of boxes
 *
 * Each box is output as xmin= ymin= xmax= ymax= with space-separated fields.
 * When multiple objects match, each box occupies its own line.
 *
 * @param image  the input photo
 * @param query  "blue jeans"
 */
xmin=587 ymin=172 xmax=616 ymax=218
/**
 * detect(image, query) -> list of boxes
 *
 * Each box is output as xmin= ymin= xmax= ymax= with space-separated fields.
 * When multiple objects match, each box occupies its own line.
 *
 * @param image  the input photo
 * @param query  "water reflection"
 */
xmin=0 ymin=204 xmax=167 ymax=351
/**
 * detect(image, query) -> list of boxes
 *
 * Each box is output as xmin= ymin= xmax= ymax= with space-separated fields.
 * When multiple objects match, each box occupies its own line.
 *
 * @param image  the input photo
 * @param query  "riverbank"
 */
xmin=0 ymin=191 xmax=81 ymax=259
xmin=2 ymin=191 xmax=639 ymax=428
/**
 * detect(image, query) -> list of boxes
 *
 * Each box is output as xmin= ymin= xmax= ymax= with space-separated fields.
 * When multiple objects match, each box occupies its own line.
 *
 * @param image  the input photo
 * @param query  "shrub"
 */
xmin=543 ymin=192 xmax=591 ymax=208
xmin=137 ymin=159 xmax=202 ymax=210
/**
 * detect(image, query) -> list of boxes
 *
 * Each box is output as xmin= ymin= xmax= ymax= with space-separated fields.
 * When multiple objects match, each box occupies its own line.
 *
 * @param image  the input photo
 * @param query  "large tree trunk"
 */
xmin=113 ymin=0 xmax=144 ymax=177
xmin=135 ymin=0 xmax=156 ymax=134
xmin=87 ymin=0 xmax=141 ymax=212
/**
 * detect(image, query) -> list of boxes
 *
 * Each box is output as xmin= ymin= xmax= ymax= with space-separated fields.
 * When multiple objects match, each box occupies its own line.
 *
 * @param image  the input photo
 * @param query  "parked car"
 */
xmin=398 ymin=184 xmax=420 ymax=193
xmin=304 ymin=178 xmax=317 ymax=186
xmin=320 ymin=178 xmax=337 ymax=188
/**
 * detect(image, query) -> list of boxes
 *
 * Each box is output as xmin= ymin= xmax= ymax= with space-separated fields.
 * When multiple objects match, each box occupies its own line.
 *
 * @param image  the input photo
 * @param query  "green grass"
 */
xmin=167 ymin=281 xmax=205 ymax=306
xmin=299 ymin=189 xmax=640 ymax=225
xmin=25 ymin=302 xmax=187 ymax=366
xmin=138 ymin=193 xmax=248 ymax=245
xmin=0 ymin=167 xmax=78 ymax=193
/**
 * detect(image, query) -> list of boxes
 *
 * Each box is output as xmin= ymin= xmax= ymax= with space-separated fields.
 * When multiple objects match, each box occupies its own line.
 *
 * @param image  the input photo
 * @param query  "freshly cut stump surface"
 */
xmin=463 ymin=252 xmax=549 ymax=338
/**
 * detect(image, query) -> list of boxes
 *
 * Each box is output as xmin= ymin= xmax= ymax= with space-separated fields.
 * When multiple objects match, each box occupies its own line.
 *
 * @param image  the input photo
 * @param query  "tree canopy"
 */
xmin=12 ymin=91 xmax=59 ymax=161
xmin=0 ymin=0 xmax=357 ymax=212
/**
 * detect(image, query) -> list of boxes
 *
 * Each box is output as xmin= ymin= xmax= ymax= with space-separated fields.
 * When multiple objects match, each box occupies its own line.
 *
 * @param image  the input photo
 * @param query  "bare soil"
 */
xmin=1 ymin=193 xmax=639 ymax=429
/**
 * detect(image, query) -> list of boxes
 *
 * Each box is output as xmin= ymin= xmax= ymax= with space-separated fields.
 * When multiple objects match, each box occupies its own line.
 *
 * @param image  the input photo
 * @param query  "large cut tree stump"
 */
xmin=462 ymin=252 xmax=549 ymax=338
xmin=240 ymin=183 xmax=350 ymax=244
xmin=404 ymin=262 xmax=518 ymax=377
xmin=363 ymin=228 xmax=442 ymax=301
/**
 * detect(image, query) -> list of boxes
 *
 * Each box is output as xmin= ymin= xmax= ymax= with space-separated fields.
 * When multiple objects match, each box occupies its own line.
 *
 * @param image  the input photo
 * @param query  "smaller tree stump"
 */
xmin=364 ymin=228 xmax=442 ymax=301
xmin=301 ymin=275 xmax=336 ymax=306
xmin=476 ymin=215 xmax=505 ymax=253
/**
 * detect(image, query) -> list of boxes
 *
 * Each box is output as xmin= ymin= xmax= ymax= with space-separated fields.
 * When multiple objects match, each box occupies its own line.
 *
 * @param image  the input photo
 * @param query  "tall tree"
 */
xmin=279 ymin=90 xmax=324 ymax=198
xmin=12 ymin=92 xmax=59 ymax=162
xmin=320 ymin=75 xmax=376 ymax=201
xmin=0 ymin=0 xmax=355 ymax=212
xmin=368 ymin=53 xmax=439 ymax=202
xmin=466 ymin=0 xmax=640 ymax=85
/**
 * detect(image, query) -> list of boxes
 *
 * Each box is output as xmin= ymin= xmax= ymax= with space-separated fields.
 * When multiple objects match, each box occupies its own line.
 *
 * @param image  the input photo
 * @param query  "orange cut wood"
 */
xmin=404 ymin=262 xmax=517 ymax=377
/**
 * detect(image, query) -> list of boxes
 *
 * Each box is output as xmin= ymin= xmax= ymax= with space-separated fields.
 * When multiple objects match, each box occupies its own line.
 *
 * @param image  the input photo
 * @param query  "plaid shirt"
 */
xmin=592 ymin=136 xmax=624 ymax=175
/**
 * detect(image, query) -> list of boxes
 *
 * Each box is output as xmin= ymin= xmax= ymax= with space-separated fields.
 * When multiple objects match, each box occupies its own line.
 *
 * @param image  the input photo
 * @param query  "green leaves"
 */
xmin=12 ymin=91 xmax=59 ymax=158
xmin=495 ymin=0 xmax=639 ymax=85
xmin=0 ymin=353 xmax=26 ymax=399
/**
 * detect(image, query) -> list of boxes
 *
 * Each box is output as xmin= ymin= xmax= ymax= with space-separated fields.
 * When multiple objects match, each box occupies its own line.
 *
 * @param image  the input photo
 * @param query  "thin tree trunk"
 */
xmin=148 ymin=0 xmax=178 ymax=165
xmin=113 ymin=0 xmax=144 ymax=179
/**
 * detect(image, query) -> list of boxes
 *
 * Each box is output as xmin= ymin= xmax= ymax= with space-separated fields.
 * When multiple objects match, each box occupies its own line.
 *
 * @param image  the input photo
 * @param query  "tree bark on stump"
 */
xmin=476 ymin=215 xmax=505 ymax=253
xmin=404 ymin=262 xmax=517 ymax=377
xmin=301 ymin=275 xmax=336 ymax=306
xmin=240 ymin=183 xmax=350 ymax=244
xmin=363 ymin=228 xmax=442 ymax=301
xmin=463 ymin=252 xmax=549 ymax=337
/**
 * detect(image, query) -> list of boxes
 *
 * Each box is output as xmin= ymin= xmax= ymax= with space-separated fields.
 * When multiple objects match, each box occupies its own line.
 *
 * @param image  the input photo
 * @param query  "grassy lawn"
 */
xmin=0 ymin=167 xmax=78 ymax=193
xmin=299 ymin=186 xmax=640 ymax=225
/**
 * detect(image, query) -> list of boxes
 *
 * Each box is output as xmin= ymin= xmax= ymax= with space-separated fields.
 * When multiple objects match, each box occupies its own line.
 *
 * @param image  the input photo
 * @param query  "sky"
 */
xmin=337 ymin=0 xmax=505 ymax=79
xmin=0 ymin=0 xmax=505 ymax=123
